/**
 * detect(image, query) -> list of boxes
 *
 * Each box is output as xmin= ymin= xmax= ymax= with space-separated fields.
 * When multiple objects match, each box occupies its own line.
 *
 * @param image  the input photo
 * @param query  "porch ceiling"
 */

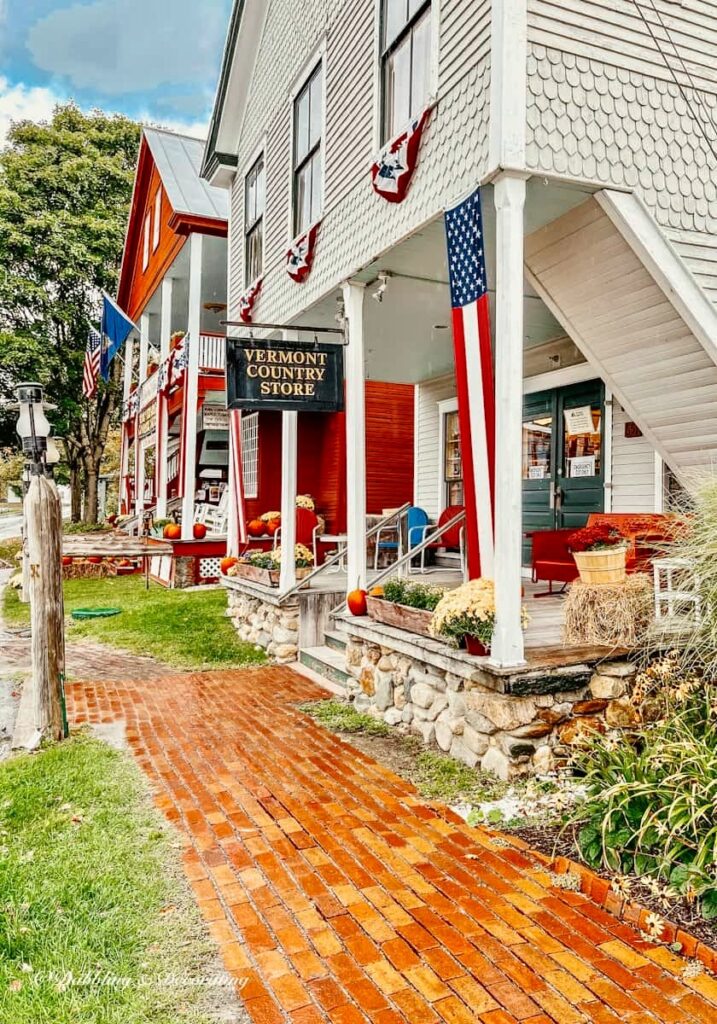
xmin=294 ymin=179 xmax=597 ymax=385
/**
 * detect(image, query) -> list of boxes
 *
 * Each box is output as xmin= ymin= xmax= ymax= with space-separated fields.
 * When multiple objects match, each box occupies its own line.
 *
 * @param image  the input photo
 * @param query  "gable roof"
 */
xmin=144 ymin=127 xmax=228 ymax=222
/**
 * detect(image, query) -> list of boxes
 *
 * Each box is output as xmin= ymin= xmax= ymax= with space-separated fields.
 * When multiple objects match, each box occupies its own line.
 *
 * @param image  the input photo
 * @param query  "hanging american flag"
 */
xmin=444 ymin=187 xmax=495 ymax=580
xmin=82 ymin=326 xmax=103 ymax=399
xmin=239 ymin=278 xmax=262 ymax=323
xmin=228 ymin=409 xmax=248 ymax=552
xmin=371 ymin=108 xmax=430 ymax=204
xmin=286 ymin=222 xmax=320 ymax=282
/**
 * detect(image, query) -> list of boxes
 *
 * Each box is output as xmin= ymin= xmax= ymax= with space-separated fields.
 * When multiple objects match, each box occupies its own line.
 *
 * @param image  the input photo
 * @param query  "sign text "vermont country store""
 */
xmin=226 ymin=337 xmax=344 ymax=413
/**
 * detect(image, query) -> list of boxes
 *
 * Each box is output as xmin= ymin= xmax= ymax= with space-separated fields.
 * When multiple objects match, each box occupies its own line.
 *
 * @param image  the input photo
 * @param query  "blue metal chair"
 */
xmin=373 ymin=506 xmax=430 ymax=570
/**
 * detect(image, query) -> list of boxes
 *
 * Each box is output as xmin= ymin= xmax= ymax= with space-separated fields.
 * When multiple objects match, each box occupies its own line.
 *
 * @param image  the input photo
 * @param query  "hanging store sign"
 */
xmin=226 ymin=337 xmax=344 ymax=413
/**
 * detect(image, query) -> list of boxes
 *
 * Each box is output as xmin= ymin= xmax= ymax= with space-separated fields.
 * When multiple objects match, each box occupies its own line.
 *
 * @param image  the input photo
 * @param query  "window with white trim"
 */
xmin=152 ymin=188 xmax=161 ymax=251
xmin=244 ymin=154 xmax=265 ymax=287
xmin=241 ymin=412 xmax=259 ymax=499
xmin=292 ymin=63 xmax=323 ymax=237
xmin=142 ymin=212 xmax=151 ymax=270
xmin=381 ymin=0 xmax=432 ymax=142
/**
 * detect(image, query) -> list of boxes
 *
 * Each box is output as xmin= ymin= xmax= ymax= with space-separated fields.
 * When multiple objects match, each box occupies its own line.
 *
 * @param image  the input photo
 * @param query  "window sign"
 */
xmin=563 ymin=405 xmax=594 ymax=435
xmin=569 ymin=455 xmax=596 ymax=478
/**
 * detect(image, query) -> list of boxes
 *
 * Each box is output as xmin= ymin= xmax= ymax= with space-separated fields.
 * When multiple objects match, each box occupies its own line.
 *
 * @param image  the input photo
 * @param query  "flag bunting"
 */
xmin=239 ymin=278 xmax=262 ymax=323
xmin=371 ymin=108 xmax=431 ymax=204
xmin=286 ymin=222 xmax=321 ymax=282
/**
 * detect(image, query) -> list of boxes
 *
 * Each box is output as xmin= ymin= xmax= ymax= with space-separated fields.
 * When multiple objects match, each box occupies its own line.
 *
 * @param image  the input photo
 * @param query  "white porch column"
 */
xmin=135 ymin=317 xmax=149 ymax=516
xmin=120 ymin=333 xmax=135 ymax=513
xmin=155 ymin=277 xmax=173 ymax=519
xmin=279 ymin=411 xmax=298 ymax=592
xmin=181 ymin=233 xmax=203 ymax=539
xmin=342 ymin=281 xmax=367 ymax=592
xmin=491 ymin=172 xmax=527 ymax=667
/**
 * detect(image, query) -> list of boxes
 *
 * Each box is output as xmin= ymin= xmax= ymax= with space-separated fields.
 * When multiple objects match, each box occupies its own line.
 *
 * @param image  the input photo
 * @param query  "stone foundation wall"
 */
xmin=226 ymin=588 xmax=299 ymax=663
xmin=346 ymin=637 xmax=636 ymax=780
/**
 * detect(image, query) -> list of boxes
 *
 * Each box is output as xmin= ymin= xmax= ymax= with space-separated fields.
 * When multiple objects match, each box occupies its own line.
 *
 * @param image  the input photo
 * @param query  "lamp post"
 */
xmin=15 ymin=382 xmax=67 ymax=743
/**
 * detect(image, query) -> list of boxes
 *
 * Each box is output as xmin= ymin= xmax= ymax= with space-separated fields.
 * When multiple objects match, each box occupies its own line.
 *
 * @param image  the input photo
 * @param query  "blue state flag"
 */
xmin=100 ymin=294 xmax=136 ymax=381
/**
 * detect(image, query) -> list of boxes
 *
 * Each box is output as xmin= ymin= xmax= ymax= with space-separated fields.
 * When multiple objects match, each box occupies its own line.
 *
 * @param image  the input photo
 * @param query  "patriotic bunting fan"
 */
xmin=371 ymin=108 xmax=431 ymax=204
xmin=286 ymin=222 xmax=321 ymax=282
xmin=239 ymin=278 xmax=262 ymax=323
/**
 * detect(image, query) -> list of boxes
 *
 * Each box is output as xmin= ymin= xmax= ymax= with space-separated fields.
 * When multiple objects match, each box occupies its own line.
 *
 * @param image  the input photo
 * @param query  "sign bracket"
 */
xmin=221 ymin=320 xmax=348 ymax=346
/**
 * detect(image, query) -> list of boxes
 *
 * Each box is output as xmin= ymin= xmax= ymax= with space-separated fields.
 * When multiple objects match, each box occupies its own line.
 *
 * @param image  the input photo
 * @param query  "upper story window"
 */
xmin=244 ymin=154 xmax=265 ymax=287
xmin=142 ymin=212 xmax=151 ymax=270
xmin=292 ymin=63 xmax=323 ymax=238
xmin=152 ymin=189 xmax=161 ymax=251
xmin=381 ymin=0 xmax=432 ymax=142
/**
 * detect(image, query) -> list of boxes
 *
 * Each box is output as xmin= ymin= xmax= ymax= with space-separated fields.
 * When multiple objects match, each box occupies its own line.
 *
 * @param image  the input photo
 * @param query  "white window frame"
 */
xmin=437 ymin=396 xmax=458 ymax=513
xmin=142 ymin=212 xmax=151 ymax=270
xmin=241 ymin=411 xmax=259 ymax=500
xmin=152 ymin=189 xmax=161 ymax=251
xmin=372 ymin=0 xmax=440 ymax=151
xmin=287 ymin=41 xmax=327 ymax=245
xmin=243 ymin=151 xmax=265 ymax=287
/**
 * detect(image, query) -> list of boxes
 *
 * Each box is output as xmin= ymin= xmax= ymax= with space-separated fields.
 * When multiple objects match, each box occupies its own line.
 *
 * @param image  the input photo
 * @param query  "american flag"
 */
xmin=444 ymin=188 xmax=495 ymax=580
xmin=82 ymin=326 xmax=103 ymax=399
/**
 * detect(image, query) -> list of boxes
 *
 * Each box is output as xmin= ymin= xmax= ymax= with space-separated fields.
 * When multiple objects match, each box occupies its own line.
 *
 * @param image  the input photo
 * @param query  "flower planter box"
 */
xmin=573 ymin=548 xmax=626 ymax=585
xmin=366 ymin=596 xmax=434 ymax=638
xmin=231 ymin=563 xmax=311 ymax=587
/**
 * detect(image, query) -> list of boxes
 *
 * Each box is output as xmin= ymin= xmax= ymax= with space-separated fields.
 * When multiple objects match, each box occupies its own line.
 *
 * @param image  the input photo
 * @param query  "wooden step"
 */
xmin=299 ymin=645 xmax=350 ymax=691
xmin=324 ymin=630 xmax=347 ymax=653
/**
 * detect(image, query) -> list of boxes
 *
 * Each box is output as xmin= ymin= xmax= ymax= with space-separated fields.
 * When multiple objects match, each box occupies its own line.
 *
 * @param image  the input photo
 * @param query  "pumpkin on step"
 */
xmin=220 ymin=556 xmax=238 ymax=575
xmin=266 ymin=518 xmax=281 ymax=536
xmin=87 ymin=556 xmax=102 ymax=565
xmin=347 ymin=588 xmax=368 ymax=616
xmin=61 ymin=555 xmax=73 ymax=566
xmin=247 ymin=519 xmax=265 ymax=537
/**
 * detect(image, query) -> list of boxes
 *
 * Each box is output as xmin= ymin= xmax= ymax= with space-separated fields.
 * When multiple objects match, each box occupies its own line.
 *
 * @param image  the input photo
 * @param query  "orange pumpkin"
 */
xmin=347 ymin=588 xmax=368 ymax=616
xmin=193 ymin=522 xmax=207 ymax=540
xmin=61 ymin=555 xmax=73 ymax=567
xmin=220 ymin=556 xmax=238 ymax=575
xmin=118 ymin=558 xmax=132 ymax=567
xmin=247 ymin=518 xmax=265 ymax=537
xmin=87 ymin=556 xmax=102 ymax=565
xmin=163 ymin=523 xmax=181 ymax=540
xmin=267 ymin=518 xmax=281 ymax=536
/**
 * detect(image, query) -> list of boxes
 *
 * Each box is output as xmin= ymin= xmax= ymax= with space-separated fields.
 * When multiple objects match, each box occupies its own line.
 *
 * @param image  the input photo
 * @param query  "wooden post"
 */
xmin=156 ymin=277 xmax=173 ymax=519
xmin=25 ymin=472 xmax=66 ymax=740
xmin=279 ymin=411 xmax=298 ymax=592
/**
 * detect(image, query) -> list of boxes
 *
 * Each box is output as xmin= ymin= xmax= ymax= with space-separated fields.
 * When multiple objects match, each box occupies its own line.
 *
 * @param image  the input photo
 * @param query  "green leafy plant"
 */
xmin=298 ymin=700 xmax=389 ymax=736
xmin=382 ymin=578 xmax=409 ymax=604
xmin=573 ymin=681 xmax=717 ymax=921
xmin=380 ymin=578 xmax=444 ymax=612
xmin=247 ymin=551 xmax=274 ymax=569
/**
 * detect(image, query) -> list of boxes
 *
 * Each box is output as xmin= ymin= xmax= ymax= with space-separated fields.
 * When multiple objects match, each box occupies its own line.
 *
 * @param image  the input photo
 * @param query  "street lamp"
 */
xmin=15 ymin=382 xmax=51 ymax=469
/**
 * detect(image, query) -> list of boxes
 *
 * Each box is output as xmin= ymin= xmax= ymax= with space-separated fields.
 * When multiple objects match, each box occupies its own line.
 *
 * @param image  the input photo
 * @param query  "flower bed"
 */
xmin=366 ymin=579 xmax=444 ymax=638
xmin=227 ymin=543 xmax=313 ymax=587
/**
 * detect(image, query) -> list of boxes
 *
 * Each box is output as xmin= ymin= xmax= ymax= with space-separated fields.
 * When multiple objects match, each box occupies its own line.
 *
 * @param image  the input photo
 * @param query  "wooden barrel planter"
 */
xmin=573 ymin=547 xmax=627 ymax=585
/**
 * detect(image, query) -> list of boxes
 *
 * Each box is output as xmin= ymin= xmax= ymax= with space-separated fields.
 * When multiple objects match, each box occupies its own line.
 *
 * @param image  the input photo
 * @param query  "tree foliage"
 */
xmin=0 ymin=103 xmax=141 ymax=520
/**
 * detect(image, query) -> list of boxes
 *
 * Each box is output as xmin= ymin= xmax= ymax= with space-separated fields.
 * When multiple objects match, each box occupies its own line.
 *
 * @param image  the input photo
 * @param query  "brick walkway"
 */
xmin=67 ymin=668 xmax=717 ymax=1024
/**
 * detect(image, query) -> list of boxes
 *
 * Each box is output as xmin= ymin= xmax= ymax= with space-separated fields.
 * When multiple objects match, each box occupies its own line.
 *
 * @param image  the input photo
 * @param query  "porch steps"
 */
xmin=324 ymin=630 xmax=347 ymax=653
xmin=299 ymin=644 xmax=350 ymax=692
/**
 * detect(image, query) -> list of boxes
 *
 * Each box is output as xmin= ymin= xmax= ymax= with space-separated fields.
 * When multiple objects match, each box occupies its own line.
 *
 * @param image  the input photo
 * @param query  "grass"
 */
xmin=2 ymin=576 xmax=265 ymax=670
xmin=412 ymin=750 xmax=507 ymax=805
xmin=0 ymin=536 xmax=21 ymax=566
xmin=299 ymin=700 xmax=390 ymax=736
xmin=0 ymin=736 xmax=230 ymax=1024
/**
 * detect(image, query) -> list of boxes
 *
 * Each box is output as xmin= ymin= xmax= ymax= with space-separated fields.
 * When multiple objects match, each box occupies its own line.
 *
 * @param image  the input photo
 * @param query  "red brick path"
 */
xmin=67 ymin=668 xmax=717 ymax=1024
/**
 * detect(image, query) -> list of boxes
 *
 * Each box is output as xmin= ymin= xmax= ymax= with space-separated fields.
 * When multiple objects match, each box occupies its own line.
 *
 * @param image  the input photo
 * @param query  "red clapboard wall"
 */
xmin=244 ymin=381 xmax=415 ymax=533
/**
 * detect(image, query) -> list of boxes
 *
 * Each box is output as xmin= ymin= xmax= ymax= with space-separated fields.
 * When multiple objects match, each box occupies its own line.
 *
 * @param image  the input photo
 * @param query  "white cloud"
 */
xmin=0 ymin=76 xmax=64 ymax=147
xmin=27 ymin=0 xmax=226 ymax=99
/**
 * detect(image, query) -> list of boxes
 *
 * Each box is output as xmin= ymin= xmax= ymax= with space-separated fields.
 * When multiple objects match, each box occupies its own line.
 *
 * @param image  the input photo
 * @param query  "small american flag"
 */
xmin=82 ymin=326 xmax=102 ymax=399
xmin=444 ymin=187 xmax=495 ymax=579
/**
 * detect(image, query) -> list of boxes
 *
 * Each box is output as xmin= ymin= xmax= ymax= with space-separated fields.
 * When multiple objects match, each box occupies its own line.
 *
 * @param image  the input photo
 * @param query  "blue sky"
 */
xmin=0 ymin=0 xmax=233 ymax=144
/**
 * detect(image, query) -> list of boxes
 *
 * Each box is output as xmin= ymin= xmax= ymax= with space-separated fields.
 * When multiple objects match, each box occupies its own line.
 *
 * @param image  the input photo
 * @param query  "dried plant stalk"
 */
xmin=563 ymin=574 xmax=654 ymax=647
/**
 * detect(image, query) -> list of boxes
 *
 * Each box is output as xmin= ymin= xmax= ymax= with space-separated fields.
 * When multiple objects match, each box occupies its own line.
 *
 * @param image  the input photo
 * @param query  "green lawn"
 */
xmin=0 ymin=736 xmax=231 ymax=1023
xmin=2 ymin=576 xmax=265 ymax=670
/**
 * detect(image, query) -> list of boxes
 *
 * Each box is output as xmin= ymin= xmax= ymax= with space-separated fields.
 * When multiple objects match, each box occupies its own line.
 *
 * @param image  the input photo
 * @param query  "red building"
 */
xmin=117 ymin=127 xmax=413 ymax=583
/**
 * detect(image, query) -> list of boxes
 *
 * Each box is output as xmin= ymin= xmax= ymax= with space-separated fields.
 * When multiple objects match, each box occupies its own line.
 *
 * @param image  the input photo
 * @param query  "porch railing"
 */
xmin=166 ymin=450 xmax=180 ymax=485
xmin=277 ymin=502 xmax=411 ymax=604
xmin=329 ymin=508 xmax=466 ymax=618
xmin=198 ymin=333 xmax=225 ymax=372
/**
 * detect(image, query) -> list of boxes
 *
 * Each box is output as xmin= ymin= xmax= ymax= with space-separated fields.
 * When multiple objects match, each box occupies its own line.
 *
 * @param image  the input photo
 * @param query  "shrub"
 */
xmin=381 ymin=578 xmax=445 ymax=612
xmin=382 ymin=578 xmax=408 ymax=605
xmin=574 ymin=678 xmax=717 ymax=921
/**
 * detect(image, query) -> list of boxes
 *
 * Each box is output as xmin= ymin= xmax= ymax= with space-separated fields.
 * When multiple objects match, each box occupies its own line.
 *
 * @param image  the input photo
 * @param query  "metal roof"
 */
xmin=144 ymin=127 xmax=228 ymax=223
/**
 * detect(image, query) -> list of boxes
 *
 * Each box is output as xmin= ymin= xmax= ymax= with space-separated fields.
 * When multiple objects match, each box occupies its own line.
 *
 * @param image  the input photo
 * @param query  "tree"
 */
xmin=0 ymin=104 xmax=141 ymax=522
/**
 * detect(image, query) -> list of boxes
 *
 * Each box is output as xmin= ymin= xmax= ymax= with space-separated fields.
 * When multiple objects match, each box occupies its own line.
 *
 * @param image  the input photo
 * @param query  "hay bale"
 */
xmin=563 ymin=573 xmax=653 ymax=647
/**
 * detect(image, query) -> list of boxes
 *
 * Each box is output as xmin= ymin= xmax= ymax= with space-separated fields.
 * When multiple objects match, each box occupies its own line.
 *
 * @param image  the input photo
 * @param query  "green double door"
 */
xmin=522 ymin=380 xmax=605 ymax=565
